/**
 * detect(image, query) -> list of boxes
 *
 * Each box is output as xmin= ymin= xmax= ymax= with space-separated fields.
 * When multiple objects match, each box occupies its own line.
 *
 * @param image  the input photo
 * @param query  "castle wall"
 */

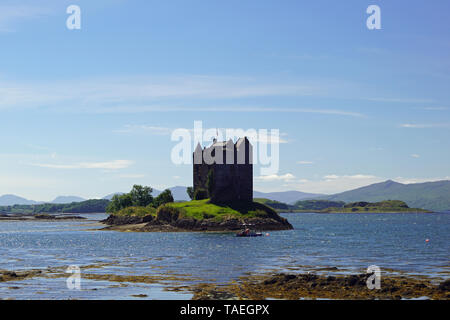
xmin=192 ymin=137 xmax=253 ymax=203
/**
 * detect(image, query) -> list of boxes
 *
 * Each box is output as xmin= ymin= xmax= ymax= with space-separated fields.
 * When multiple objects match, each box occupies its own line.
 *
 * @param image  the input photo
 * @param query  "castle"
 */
xmin=193 ymin=137 xmax=253 ymax=203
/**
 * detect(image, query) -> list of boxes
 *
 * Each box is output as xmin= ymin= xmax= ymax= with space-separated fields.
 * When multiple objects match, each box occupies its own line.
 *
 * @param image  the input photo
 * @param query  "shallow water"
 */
xmin=0 ymin=212 xmax=449 ymax=299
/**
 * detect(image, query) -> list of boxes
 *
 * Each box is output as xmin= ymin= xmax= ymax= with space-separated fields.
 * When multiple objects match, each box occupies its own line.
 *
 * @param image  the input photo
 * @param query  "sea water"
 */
xmin=0 ymin=212 xmax=448 ymax=299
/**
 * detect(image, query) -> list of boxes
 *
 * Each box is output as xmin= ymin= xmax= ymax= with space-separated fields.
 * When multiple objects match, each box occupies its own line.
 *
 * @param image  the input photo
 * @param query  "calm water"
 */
xmin=0 ymin=212 xmax=449 ymax=299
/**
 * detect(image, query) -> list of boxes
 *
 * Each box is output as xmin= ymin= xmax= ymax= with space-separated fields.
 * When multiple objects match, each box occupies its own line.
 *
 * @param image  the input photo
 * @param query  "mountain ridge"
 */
xmin=2 ymin=180 xmax=449 ymax=211
xmin=320 ymin=179 xmax=450 ymax=212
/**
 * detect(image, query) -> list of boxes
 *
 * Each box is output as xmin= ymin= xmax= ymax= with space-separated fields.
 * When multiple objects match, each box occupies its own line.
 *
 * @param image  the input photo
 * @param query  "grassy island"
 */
xmin=102 ymin=185 xmax=293 ymax=232
xmin=321 ymin=200 xmax=432 ymax=213
xmin=255 ymin=198 xmax=432 ymax=213
xmin=104 ymin=199 xmax=293 ymax=232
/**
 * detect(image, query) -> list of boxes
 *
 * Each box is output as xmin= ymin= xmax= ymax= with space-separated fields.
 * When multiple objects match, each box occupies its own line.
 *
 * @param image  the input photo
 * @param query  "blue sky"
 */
xmin=0 ymin=0 xmax=449 ymax=201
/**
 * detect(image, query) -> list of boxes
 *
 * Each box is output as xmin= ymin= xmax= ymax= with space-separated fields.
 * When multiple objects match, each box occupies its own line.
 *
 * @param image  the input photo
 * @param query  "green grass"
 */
xmin=160 ymin=199 xmax=276 ymax=222
xmin=322 ymin=200 xmax=431 ymax=213
xmin=114 ymin=206 xmax=157 ymax=217
xmin=111 ymin=199 xmax=279 ymax=223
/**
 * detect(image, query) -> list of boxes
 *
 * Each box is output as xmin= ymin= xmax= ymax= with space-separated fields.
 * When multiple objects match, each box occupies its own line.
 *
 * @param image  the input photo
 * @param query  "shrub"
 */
xmin=154 ymin=189 xmax=174 ymax=207
xmin=156 ymin=205 xmax=181 ymax=223
xmin=193 ymin=188 xmax=208 ymax=200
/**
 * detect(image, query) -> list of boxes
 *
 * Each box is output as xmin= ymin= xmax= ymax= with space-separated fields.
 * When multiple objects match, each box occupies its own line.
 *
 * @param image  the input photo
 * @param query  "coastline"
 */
xmin=191 ymin=271 xmax=450 ymax=300
xmin=100 ymin=215 xmax=293 ymax=232
xmin=1 ymin=264 xmax=448 ymax=300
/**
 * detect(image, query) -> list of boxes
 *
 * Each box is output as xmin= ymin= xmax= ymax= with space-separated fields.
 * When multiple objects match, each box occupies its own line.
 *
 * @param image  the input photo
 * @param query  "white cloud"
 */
xmin=368 ymin=97 xmax=435 ymax=104
xmin=400 ymin=123 xmax=450 ymax=128
xmin=256 ymin=173 xmax=296 ymax=182
xmin=297 ymin=160 xmax=314 ymax=165
xmin=418 ymin=107 xmax=448 ymax=111
xmin=0 ymin=75 xmax=366 ymax=117
xmin=118 ymin=174 xmax=145 ymax=179
xmin=29 ymin=160 xmax=134 ymax=170
xmin=410 ymin=154 xmax=420 ymax=158
xmin=115 ymin=125 xmax=173 ymax=135
xmin=393 ymin=176 xmax=450 ymax=184
xmin=0 ymin=75 xmax=319 ymax=110
xmin=252 ymin=132 xmax=288 ymax=144
xmin=0 ymin=4 xmax=51 ymax=32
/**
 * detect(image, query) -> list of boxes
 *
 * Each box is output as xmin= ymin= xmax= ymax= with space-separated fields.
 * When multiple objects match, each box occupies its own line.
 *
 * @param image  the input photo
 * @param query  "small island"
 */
xmin=102 ymin=198 xmax=292 ymax=232
xmin=255 ymin=199 xmax=432 ymax=213
xmin=102 ymin=138 xmax=293 ymax=232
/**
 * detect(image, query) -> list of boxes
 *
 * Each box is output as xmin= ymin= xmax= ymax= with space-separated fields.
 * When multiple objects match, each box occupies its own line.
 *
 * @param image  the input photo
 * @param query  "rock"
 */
xmin=438 ymin=279 xmax=450 ymax=291
xmin=142 ymin=215 xmax=153 ymax=223
xmin=101 ymin=215 xmax=144 ymax=226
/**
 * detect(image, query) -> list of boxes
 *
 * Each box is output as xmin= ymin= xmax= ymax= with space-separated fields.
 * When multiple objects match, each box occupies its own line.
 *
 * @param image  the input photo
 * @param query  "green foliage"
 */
xmin=165 ymin=199 xmax=277 ymax=221
xmin=323 ymin=200 xmax=431 ymax=213
xmin=294 ymin=200 xmax=345 ymax=211
xmin=106 ymin=193 xmax=132 ymax=213
xmin=106 ymin=185 xmax=155 ymax=213
xmin=193 ymin=188 xmax=208 ymax=200
xmin=254 ymin=198 xmax=290 ymax=210
xmin=0 ymin=199 xmax=110 ymax=214
xmin=130 ymin=185 xmax=154 ymax=207
xmin=321 ymin=180 xmax=450 ymax=212
xmin=153 ymin=189 xmax=174 ymax=207
xmin=114 ymin=206 xmax=156 ymax=217
xmin=186 ymin=187 xmax=194 ymax=200
xmin=156 ymin=204 xmax=181 ymax=222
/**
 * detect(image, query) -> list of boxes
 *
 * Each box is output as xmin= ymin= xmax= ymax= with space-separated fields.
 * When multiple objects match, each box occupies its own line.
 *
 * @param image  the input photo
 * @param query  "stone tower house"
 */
xmin=193 ymin=137 xmax=253 ymax=203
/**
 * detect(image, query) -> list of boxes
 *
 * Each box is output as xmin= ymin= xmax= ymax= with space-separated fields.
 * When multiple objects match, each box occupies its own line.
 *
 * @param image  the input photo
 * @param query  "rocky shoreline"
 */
xmin=191 ymin=272 xmax=450 ymax=300
xmin=101 ymin=214 xmax=293 ymax=232
xmin=0 ymin=214 xmax=86 ymax=221
xmin=2 ymin=265 xmax=448 ymax=300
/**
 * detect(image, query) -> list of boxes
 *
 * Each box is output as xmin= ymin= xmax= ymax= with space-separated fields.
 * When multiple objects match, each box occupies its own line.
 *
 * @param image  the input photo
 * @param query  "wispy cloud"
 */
xmin=118 ymin=174 xmax=145 ymax=179
xmin=255 ymin=173 xmax=296 ymax=182
xmin=417 ymin=107 xmax=448 ymax=111
xmin=297 ymin=160 xmax=314 ymax=165
xmin=0 ymin=75 xmax=319 ymax=109
xmin=114 ymin=125 xmax=173 ymax=135
xmin=29 ymin=160 xmax=134 ymax=170
xmin=367 ymin=97 xmax=435 ymax=104
xmin=0 ymin=75 xmax=366 ymax=117
xmin=400 ymin=123 xmax=450 ymax=128
xmin=410 ymin=154 xmax=420 ymax=158
xmin=0 ymin=4 xmax=51 ymax=32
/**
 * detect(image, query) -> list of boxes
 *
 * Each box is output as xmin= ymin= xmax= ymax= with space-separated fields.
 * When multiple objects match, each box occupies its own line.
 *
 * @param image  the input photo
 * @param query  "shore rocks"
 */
xmin=102 ymin=213 xmax=293 ymax=232
xmin=101 ymin=215 xmax=151 ymax=226
xmin=192 ymin=271 xmax=450 ymax=300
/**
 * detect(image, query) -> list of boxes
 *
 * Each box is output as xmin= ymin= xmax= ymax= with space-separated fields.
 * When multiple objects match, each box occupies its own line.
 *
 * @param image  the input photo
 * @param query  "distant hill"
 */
xmin=103 ymin=187 xmax=190 ymax=202
xmin=167 ymin=186 xmax=190 ymax=201
xmin=102 ymin=192 xmax=125 ymax=200
xmin=321 ymin=180 xmax=450 ymax=212
xmin=253 ymin=190 xmax=324 ymax=204
xmin=0 ymin=199 xmax=110 ymax=214
xmin=52 ymin=196 xmax=86 ymax=204
xmin=0 ymin=194 xmax=39 ymax=206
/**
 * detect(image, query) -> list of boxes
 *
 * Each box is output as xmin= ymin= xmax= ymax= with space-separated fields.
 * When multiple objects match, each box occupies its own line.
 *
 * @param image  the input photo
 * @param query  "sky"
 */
xmin=0 ymin=0 xmax=449 ymax=201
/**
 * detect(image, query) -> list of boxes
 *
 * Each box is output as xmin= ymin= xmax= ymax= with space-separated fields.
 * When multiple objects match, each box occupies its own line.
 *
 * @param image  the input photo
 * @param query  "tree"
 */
xmin=154 ymin=189 xmax=174 ymax=207
xmin=130 ymin=185 xmax=153 ymax=207
xmin=186 ymin=187 xmax=194 ymax=200
xmin=106 ymin=193 xmax=133 ymax=213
